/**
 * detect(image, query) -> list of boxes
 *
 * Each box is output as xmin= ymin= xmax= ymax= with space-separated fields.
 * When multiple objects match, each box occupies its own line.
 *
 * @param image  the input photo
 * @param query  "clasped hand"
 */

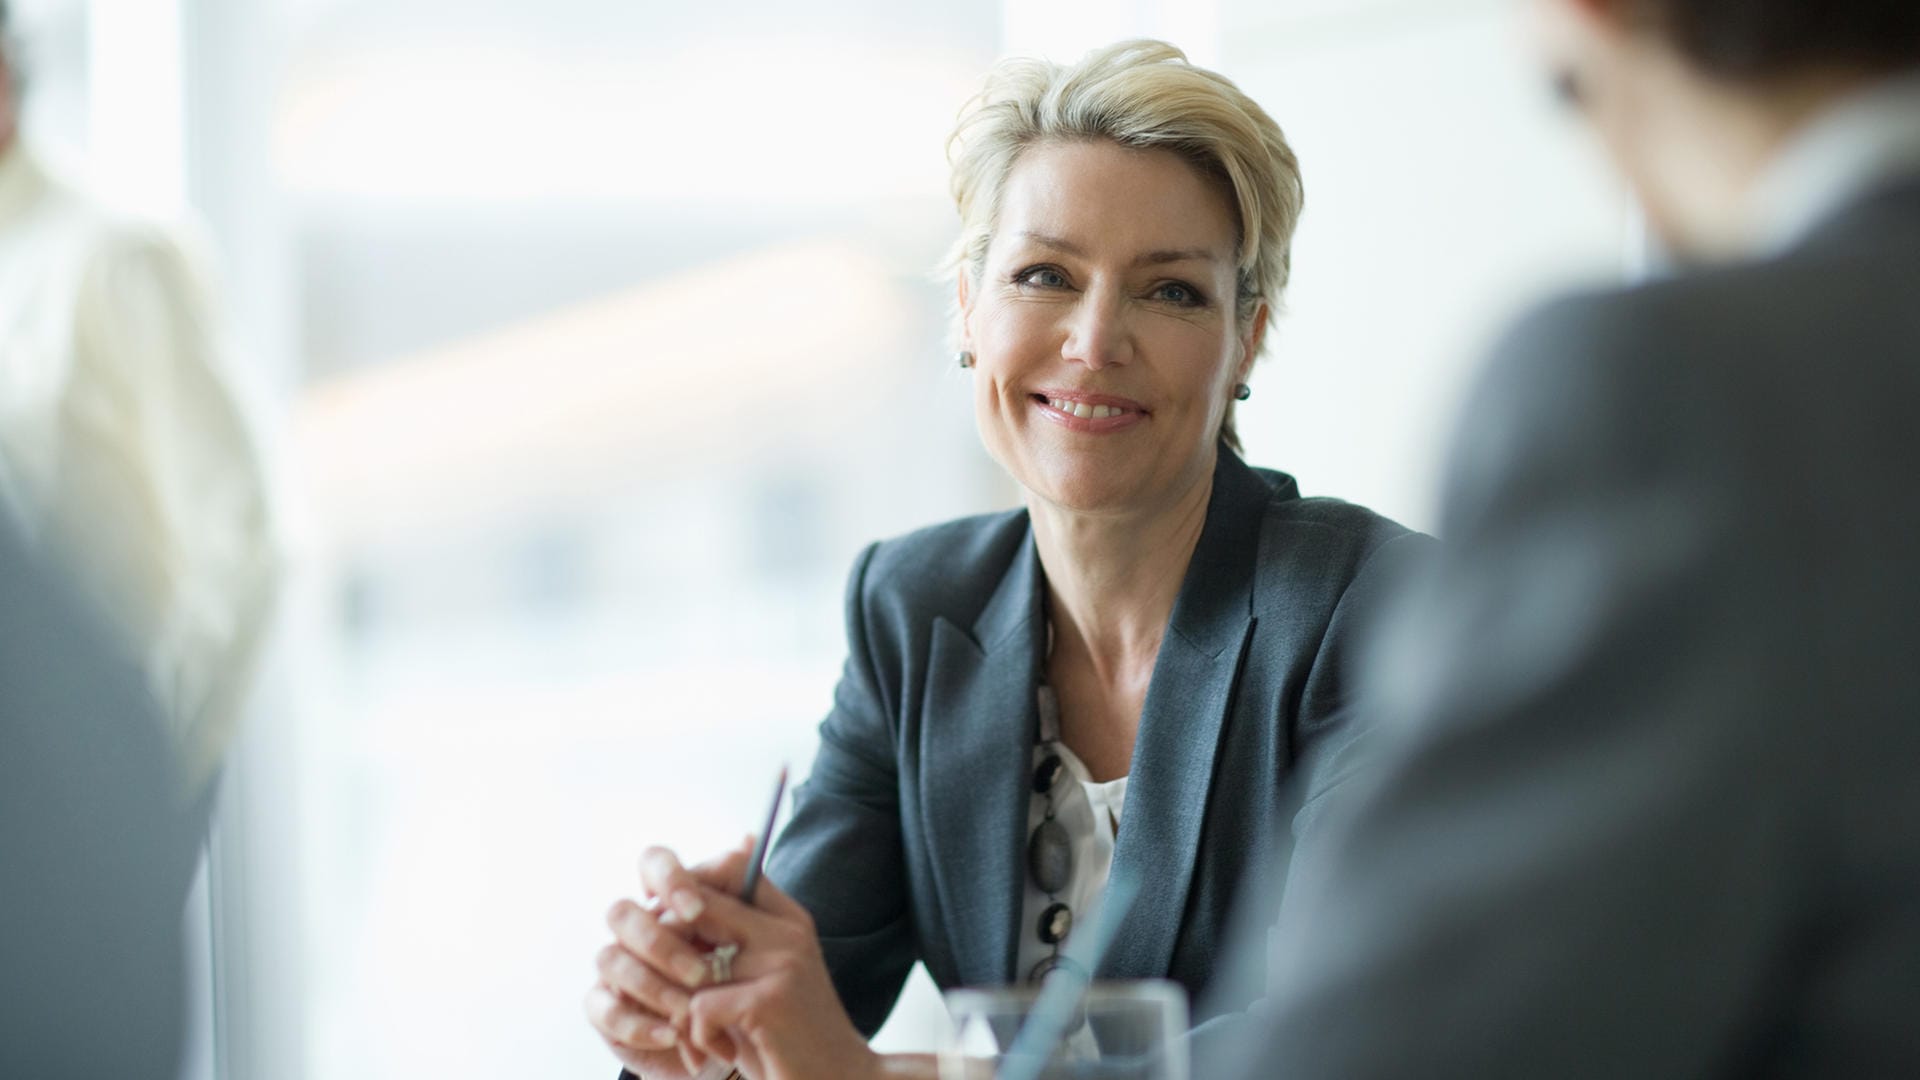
xmin=585 ymin=838 xmax=879 ymax=1080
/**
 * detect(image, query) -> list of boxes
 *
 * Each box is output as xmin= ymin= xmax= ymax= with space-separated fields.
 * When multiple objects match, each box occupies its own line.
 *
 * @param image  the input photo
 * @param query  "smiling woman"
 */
xmin=586 ymin=39 xmax=1433 ymax=1080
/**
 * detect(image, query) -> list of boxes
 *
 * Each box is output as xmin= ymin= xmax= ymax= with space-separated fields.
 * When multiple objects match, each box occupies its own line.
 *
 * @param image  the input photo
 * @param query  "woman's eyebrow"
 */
xmin=1019 ymin=231 xmax=1087 ymax=256
xmin=1132 ymin=248 xmax=1217 ymax=267
xmin=1017 ymin=232 xmax=1221 ymax=267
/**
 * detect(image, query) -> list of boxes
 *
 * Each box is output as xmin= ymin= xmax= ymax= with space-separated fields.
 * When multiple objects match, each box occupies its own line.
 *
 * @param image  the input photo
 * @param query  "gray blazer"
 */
xmin=1235 ymin=175 xmax=1920 ymax=1078
xmin=766 ymin=448 xmax=1427 ymax=1036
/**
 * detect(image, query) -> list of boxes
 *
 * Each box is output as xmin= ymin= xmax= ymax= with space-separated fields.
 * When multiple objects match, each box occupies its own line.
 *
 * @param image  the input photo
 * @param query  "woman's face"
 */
xmin=961 ymin=139 xmax=1264 ymax=519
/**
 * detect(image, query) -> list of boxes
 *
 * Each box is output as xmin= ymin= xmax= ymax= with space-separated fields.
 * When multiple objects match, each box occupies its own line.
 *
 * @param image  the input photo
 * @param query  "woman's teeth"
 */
xmin=1047 ymin=399 xmax=1123 ymax=419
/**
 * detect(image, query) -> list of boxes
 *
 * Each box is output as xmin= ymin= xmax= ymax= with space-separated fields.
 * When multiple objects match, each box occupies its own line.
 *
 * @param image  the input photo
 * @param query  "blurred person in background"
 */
xmin=0 ymin=2 xmax=281 ymax=805
xmin=1218 ymin=0 xmax=1920 ymax=1076
xmin=1 ymin=514 xmax=201 ymax=1078
xmin=586 ymin=40 xmax=1432 ymax=1080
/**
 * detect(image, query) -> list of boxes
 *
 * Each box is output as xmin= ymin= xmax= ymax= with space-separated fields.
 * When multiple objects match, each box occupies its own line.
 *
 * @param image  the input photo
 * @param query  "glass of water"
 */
xmin=937 ymin=980 xmax=1188 ymax=1080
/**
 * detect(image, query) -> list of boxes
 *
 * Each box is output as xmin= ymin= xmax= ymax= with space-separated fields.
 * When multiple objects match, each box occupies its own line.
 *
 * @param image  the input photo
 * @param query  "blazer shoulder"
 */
xmin=1475 ymin=255 xmax=1913 ymax=468
xmin=1486 ymin=287 xmax=1672 ymax=384
xmin=1484 ymin=259 xmax=1855 ymax=397
xmin=1462 ymin=284 xmax=1729 ymax=471
xmin=1276 ymin=490 xmax=1425 ymax=552
xmin=1252 ymin=466 xmax=1429 ymax=558
xmin=1243 ymin=466 xmax=1434 ymax=616
xmin=854 ymin=507 xmax=1030 ymax=627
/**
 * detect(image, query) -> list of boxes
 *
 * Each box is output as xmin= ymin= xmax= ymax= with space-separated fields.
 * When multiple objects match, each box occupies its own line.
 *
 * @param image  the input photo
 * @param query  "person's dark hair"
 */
xmin=1629 ymin=0 xmax=1920 ymax=81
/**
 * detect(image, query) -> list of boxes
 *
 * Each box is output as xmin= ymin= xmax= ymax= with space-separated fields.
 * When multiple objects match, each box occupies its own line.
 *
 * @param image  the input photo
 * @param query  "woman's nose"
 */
xmin=1060 ymin=289 xmax=1130 ymax=370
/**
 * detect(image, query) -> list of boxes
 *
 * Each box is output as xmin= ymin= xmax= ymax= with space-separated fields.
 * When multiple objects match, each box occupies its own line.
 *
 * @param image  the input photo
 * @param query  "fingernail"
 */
xmin=678 ymin=957 xmax=707 ymax=986
xmin=662 ymin=987 xmax=690 ymax=1019
xmin=670 ymin=890 xmax=704 ymax=921
xmin=642 ymin=850 xmax=675 ymax=878
xmin=652 ymin=1025 xmax=678 ymax=1047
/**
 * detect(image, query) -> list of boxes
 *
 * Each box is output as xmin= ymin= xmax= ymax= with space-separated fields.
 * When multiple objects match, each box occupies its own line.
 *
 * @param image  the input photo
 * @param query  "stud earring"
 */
xmin=958 ymin=350 xmax=975 ymax=369
xmin=1233 ymin=383 xmax=1252 ymax=401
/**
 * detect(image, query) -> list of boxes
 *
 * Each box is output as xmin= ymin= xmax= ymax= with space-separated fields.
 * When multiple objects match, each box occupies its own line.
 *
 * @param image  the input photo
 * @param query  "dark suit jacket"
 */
xmin=1235 ymin=175 xmax=1920 ymax=1078
xmin=764 ymin=448 xmax=1427 ymax=1037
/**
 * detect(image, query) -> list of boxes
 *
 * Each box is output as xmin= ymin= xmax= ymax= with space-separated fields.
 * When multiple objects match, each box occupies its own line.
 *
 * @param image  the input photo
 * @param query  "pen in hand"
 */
xmin=739 ymin=764 xmax=788 ymax=905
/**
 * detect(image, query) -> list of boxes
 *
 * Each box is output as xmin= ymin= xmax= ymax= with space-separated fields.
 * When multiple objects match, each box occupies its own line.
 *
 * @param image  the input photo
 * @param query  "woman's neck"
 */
xmin=1028 ymin=462 xmax=1215 ymax=681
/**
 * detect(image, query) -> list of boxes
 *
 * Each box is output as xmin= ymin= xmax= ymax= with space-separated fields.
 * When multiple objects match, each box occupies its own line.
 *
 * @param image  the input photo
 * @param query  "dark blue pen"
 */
xmin=739 ymin=765 xmax=787 ymax=904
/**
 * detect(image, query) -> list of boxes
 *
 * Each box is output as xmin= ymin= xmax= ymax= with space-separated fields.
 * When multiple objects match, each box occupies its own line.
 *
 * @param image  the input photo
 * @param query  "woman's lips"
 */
xmin=1030 ymin=391 xmax=1148 ymax=433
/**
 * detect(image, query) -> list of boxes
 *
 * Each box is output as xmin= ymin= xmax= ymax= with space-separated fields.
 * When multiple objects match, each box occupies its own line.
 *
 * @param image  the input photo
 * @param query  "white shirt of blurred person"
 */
xmin=0 ymin=25 xmax=279 ymax=800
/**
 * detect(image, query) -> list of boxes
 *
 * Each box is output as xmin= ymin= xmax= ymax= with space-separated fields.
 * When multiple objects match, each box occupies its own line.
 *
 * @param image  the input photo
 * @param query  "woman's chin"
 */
xmin=1023 ymin=467 xmax=1152 ymax=516
xmin=1007 ymin=436 xmax=1214 ymax=517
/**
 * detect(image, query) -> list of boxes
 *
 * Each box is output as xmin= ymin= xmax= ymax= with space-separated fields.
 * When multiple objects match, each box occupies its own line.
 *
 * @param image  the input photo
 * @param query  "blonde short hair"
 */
xmin=944 ymin=40 xmax=1305 ymax=452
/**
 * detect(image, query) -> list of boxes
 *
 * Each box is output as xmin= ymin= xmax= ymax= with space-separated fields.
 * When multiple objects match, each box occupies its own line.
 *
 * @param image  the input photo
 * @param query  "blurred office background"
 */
xmin=9 ymin=0 xmax=1628 ymax=1076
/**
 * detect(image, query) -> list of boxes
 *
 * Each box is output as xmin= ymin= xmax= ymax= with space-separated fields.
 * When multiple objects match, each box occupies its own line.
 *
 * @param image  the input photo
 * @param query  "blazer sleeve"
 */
xmin=1217 ymin=295 xmax=1808 ymax=1079
xmin=761 ymin=542 xmax=919 ymax=1038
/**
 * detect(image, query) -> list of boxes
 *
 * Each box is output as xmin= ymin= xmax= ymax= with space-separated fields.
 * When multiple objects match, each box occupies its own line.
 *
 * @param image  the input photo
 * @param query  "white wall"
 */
xmin=1224 ymin=0 xmax=1633 ymax=533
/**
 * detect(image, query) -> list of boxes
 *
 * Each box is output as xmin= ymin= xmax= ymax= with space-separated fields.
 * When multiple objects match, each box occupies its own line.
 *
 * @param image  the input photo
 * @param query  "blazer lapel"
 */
xmin=1103 ymin=451 xmax=1268 ymax=979
xmin=922 ymin=525 xmax=1045 ymax=988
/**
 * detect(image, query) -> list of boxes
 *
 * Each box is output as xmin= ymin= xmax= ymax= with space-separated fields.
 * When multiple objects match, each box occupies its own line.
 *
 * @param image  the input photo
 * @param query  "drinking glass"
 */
xmin=937 ymin=980 xmax=1188 ymax=1080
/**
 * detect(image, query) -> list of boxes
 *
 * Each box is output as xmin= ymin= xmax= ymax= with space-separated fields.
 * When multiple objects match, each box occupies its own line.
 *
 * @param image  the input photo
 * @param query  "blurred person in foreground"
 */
xmin=585 ymin=41 xmax=1431 ymax=1080
xmin=0 ymin=515 xmax=201 ymax=1077
xmin=0 ymin=3 xmax=280 ymax=804
xmin=1219 ymin=0 xmax=1920 ymax=1076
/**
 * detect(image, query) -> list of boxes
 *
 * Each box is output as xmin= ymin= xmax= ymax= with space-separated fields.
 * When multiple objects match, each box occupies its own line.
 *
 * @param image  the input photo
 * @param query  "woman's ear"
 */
xmin=1239 ymin=302 xmax=1270 ymax=383
xmin=955 ymin=272 xmax=976 ymax=351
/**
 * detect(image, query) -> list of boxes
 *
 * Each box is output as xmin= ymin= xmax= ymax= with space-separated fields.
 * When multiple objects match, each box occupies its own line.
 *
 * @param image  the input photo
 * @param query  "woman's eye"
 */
xmin=1017 ymin=267 xmax=1069 ymax=288
xmin=1154 ymin=282 xmax=1201 ymax=305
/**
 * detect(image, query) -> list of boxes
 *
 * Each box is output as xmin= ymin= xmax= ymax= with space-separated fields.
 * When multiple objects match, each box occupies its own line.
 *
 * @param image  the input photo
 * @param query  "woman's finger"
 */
xmin=686 ymin=839 xmax=756 ymax=894
xmin=596 ymin=943 xmax=692 ymax=1024
xmin=676 ymin=1036 xmax=712 ymax=1077
xmin=638 ymin=846 xmax=711 ymax=923
xmin=583 ymin=983 xmax=681 ymax=1053
xmin=737 ymin=866 xmax=811 ymax=923
xmin=660 ymin=837 xmax=756 ymax=921
xmin=609 ymin=1043 xmax=650 ymax=1076
xmin=725 ymin=1029 xmax=766 ymax=1080
xmin=674 ymin=882 xmax=796 ymax=965
xmin=693 ymin=1020 xmax=742 ymax=1067
xmin=606 ymin=897 xmax=714 ymax=989
xmin=686 ymin=981 xmax=762 ymax=1060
